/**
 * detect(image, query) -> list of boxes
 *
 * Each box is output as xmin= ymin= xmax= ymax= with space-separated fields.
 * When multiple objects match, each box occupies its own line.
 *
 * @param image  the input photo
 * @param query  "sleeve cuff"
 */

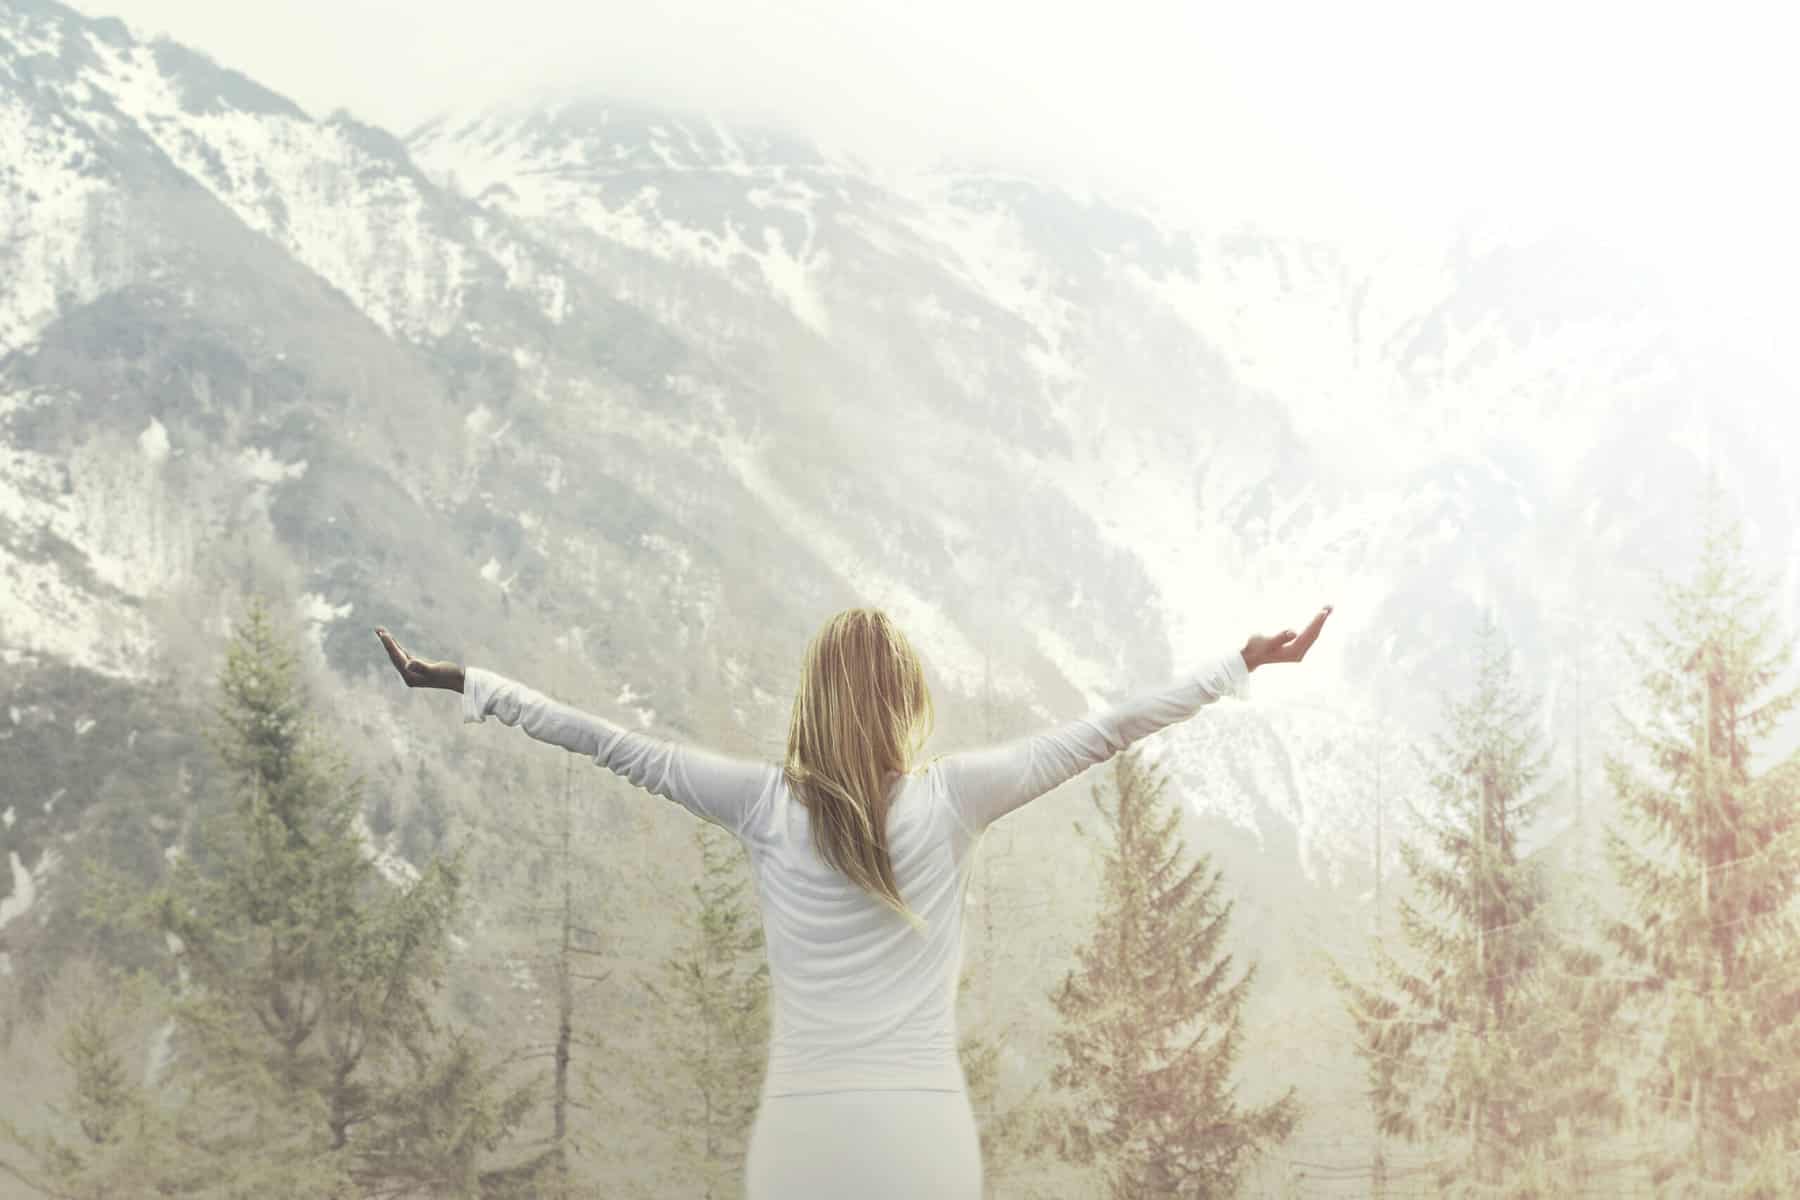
xmin=462 ymin=666 xmax=496 ymax=724
xmin=1204 ymin=649 xmax=1250 ymax=701
xmin=1186 ymin=650 xmax=1250 ymax=702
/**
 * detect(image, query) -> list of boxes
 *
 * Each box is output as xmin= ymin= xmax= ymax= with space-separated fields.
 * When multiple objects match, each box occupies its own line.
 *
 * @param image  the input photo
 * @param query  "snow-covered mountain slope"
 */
xmin=3 ymin=0 xmax=1796 ymax=997
xmin=407 ymin=92 xmax=1799 ymax=847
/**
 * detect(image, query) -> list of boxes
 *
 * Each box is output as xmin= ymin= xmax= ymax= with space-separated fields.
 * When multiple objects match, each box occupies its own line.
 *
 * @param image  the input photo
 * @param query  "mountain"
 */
xmin=3 ymin=0 xmax=1797 ymax=1190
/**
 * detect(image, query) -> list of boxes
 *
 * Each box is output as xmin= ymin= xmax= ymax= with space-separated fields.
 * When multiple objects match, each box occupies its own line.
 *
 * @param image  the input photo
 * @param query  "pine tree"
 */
xmin=132 ymin=596 xmax=532 ymax=1195
xmin=1045 ymin=748 xmax=1298 ymax=1198
xmin=1333 ymin=612 xmax=1620 ymax=1194
xmin=1603 ymin=477 xmax=1800 ymax=1191
xmin=647 ymin=821 xmax=770 ymax=1199
xmin=0 ymin=971 xmax=241 ymax=1198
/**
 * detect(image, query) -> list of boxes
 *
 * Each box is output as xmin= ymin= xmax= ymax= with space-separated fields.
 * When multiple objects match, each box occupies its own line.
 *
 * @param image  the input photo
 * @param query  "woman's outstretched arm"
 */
xmin=937 ymin=606 xmax=1332 ymax=835
xmin=376 ymin=629 xmax=775 ymax=835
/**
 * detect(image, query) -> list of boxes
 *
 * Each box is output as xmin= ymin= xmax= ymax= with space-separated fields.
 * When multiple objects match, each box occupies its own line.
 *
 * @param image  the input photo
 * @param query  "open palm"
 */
xmin=1243 ymin=605 xmax=1332 ymax=670
xmin=375 ymin=628 xmax=463 ymax=692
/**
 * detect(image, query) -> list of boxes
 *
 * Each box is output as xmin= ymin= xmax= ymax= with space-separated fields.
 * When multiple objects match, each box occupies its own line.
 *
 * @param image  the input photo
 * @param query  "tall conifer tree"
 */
xmin=145 ymin=598 xmax=531 ymax=1195
xmin=1604 ymin=479 xmax=1800 ymax=1190
xmin=1334 ymin=613 xmax=1620 ymax=1193
xmin=1046 ymin=749 xmax=1298 ymax=1197
xmin=647 ymin=821 xmax=770 ymax=1199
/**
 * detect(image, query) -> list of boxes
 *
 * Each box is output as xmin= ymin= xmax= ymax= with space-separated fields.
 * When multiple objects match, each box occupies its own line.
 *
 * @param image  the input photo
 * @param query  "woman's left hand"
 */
xmin=376 ymin=627 xmax=465 ymax=692
xmin=1242 ymin=605 xmax=1332 ymax=671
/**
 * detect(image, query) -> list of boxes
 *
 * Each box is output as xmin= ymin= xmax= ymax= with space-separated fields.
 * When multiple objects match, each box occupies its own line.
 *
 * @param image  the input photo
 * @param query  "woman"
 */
xmin=375 ymin=603 xmax=1331 ymax=1197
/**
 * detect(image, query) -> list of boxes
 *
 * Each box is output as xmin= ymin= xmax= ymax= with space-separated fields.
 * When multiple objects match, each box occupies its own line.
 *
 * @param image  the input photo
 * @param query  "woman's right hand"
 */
xmin=1242 ymin=605 xmax=1332 ymax=672
xmin=376 ymin=627 xmax=466 ymax=692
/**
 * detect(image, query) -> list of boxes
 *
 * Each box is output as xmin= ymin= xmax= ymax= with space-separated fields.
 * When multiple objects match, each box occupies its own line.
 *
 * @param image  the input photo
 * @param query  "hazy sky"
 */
xmin=73 ymin=0 xmax=1800 ymax=311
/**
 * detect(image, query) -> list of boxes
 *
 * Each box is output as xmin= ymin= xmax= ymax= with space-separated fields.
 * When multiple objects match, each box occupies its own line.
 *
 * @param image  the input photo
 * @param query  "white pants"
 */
xmin=744 ymin=1088 xmax=983 ymax=1199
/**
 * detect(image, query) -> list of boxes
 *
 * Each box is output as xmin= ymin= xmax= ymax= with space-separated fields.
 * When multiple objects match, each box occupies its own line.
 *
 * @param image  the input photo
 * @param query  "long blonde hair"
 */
xmin=784 ymin=607 xmax=935 ymax=929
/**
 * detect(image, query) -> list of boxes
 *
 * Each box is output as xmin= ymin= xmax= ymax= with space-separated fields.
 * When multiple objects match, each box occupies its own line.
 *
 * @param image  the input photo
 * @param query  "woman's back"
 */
xmin=742 ymin=763 xmax=978 ymax=1097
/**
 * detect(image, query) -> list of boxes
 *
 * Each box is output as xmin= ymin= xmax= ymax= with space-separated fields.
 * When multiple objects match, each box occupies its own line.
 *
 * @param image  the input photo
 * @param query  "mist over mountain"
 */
xmin=3 ymin=0 xmax=1797 ymax=1189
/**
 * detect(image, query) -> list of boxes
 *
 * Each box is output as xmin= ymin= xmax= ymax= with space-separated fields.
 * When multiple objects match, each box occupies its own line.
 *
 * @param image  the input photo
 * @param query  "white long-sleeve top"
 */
xmin=462 ymin=648 xmax=1249 ymax=1096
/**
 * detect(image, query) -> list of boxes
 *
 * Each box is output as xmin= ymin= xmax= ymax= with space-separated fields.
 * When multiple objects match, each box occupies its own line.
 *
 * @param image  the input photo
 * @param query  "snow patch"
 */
xmin=138 ymin=416 xmax=170 ymax=462
xmin=0 ymin=542 xmax=159 ymax=679
xmin=238 ymin=447 xmax=307 ymax=484
xmin=296 ymin=592 xmax=353 ymax=658
xmin=0 ymin=414 xmax=188 ymax=675
xmin=410 ymin=118 xmax=832 ymax=332
xmin=8 ymin=18 xmax=66 ymax=59
xmin=0 ymin=851 xmax=40 ymax=931
xmin=298 ymin=592 xmax=353 ymax=624
xmin=612 ymin=680 xmax=655 ymax=726
xmin=0 ymin=93 xmax=118 ymax=353
xmin=470 ymin=216 xmax=570 ymax=325
xmin=74 ymin=716 xmax=96 ymax=736
xmin=0 ymin=391 xmax=54 ymax=424
xmin=145 ymin=1020 xmax=175 ymax=1086
xmin=353 ymin=811 xmax=423 ymax=888
xmin=479 ymin=556 xmax=517 ymax=593
xmin=753 ymin=224 xmax=830 ymax=334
